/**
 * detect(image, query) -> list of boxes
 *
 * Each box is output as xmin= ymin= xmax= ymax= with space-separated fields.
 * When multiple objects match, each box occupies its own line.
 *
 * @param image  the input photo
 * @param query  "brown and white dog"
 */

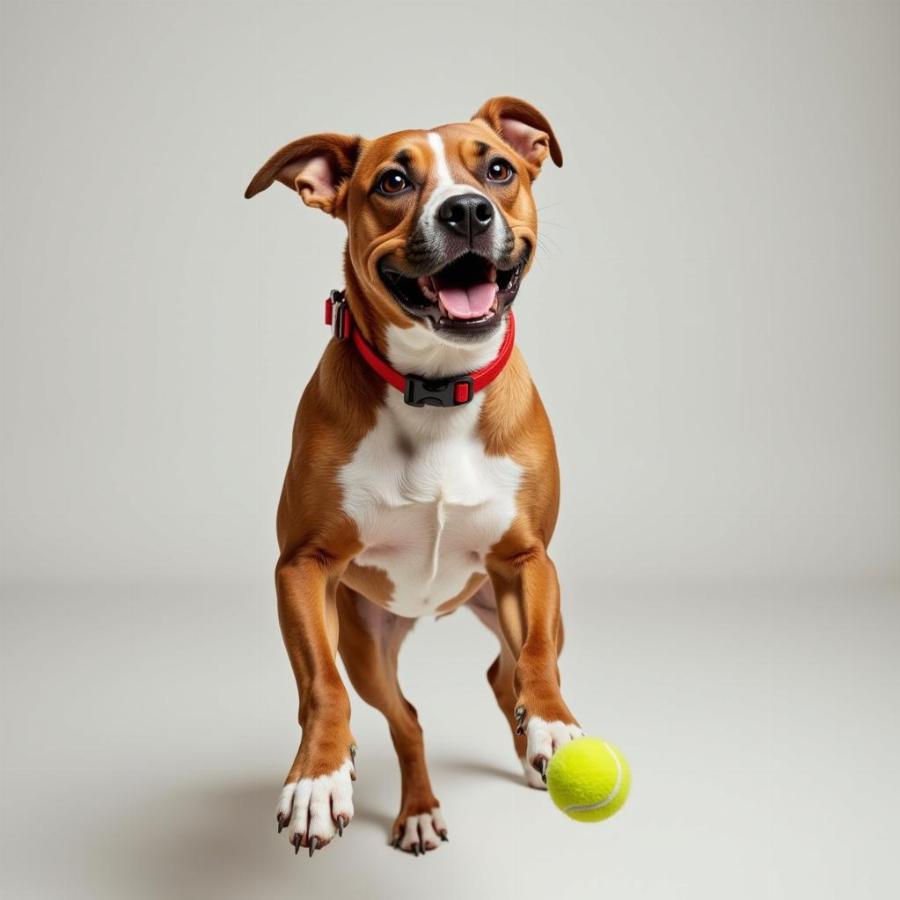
xmin=246 ymin=97 xmax=582 ymax=856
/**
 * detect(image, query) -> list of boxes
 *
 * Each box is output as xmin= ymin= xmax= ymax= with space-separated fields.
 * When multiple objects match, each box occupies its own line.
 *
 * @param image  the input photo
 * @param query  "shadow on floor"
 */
xmin=84 ymin=775 xmax=399 ymax=900
xmin=437 ymin=756 xmax=526 ymax=788
xmin=84 ymin=754 xmax=527 ymax=899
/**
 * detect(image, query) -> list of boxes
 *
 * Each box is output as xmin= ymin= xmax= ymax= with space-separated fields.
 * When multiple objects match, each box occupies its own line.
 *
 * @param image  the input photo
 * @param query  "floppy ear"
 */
xmin=244 ymin=133 xmax=361 ymax=216
xmin=472 ymin=96 xmax=563 ymax=171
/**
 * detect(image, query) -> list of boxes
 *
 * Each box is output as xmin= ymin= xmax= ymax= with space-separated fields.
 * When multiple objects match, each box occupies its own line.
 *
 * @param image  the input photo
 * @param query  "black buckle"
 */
xmin=404 ymin=373 xmax=474 ymax=407
xmin=327 ymin=290 xmax=352 ymax=340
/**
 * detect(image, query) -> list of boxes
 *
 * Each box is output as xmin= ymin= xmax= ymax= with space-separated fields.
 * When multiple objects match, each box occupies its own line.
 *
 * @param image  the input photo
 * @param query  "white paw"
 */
xmin=521 ymin=756 xmax=548 ymax=790
xmin=525 ymin=717 xmax=583 ymax=778
xmin=393 ymin=807 xmax=448 ymax=855
xmin=277 ymin=759 xmax=354 ymax=853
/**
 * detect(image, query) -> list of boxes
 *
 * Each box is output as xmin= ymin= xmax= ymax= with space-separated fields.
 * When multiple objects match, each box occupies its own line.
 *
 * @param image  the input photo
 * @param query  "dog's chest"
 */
xmin=338 ymin=396 xmax=521 ymax=618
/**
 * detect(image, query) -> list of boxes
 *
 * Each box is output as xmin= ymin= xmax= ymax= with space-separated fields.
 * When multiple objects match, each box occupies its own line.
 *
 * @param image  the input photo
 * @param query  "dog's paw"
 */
xmin=277 ymin=758 xmax=354 ymax=855
xmin=391 ymin=807 xmax=448 ymax=856
xmin=522 ymin=716 xmax=583 ymax=783
xmin=521 ymin=756 xmax=548 ymax=790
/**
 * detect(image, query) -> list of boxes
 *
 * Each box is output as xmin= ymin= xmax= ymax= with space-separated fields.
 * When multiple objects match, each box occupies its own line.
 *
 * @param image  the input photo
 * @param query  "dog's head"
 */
xmin=246 ymin=97 xmax=561 ymax=346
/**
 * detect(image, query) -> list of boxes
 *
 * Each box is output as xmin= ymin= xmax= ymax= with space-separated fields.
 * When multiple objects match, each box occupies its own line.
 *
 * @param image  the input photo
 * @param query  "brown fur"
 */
xmin=248 ymin=97 xmax=578 ymax=849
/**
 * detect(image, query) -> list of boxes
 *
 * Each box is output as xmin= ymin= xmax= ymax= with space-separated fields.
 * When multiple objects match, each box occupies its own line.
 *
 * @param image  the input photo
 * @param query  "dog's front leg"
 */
xmin=489 ymin=545 xmax=583 ymax=783
xmin=275 ymin=553 xmax=355 ymax=855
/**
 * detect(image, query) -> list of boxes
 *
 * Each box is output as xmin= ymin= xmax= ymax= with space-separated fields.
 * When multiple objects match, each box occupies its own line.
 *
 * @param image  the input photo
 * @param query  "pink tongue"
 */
xmin=437 ymin=282 xmax=498 ymax=320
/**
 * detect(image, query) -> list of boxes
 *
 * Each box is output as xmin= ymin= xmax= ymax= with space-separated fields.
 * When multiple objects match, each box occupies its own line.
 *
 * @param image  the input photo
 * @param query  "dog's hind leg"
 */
xmin=336 ymin=585 xmax=447 ymax=855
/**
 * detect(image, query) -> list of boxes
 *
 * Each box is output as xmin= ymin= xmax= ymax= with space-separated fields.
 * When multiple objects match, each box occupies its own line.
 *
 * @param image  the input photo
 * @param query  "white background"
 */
xmin=2 ymin=0 xmax=897 ymax=587
xmin=2 ymin=2 xmax=899 ymax=898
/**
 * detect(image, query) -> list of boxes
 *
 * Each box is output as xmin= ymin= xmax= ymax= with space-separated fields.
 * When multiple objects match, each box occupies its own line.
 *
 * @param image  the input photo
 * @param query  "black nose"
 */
xmin=437 ymin=193 xmax=494 ymax=240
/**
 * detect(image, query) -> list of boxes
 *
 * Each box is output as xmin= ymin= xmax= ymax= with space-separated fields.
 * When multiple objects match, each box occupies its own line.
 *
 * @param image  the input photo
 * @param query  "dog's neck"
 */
xmin=384 ymin=316 xmax=509 ymax=380
xmin=342 ymin=265 xmax=509 ymax=382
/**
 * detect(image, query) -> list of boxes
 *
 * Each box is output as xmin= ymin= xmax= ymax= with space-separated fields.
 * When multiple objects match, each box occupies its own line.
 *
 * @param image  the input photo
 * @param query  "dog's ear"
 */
xmin=472 ymin=96 xmax=563 ymax=172
xmin=244 ymin=133 xmax=362 ymax=216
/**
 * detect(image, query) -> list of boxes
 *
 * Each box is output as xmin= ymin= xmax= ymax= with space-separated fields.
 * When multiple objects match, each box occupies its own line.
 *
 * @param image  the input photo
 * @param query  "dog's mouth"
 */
xmin=379 ymin=250 xmax=527 ymax=336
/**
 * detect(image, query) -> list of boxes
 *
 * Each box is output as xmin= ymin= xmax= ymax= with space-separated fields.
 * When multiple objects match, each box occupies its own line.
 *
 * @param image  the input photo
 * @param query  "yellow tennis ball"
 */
xmin=546 ymin=737 xmax=631 ymax=822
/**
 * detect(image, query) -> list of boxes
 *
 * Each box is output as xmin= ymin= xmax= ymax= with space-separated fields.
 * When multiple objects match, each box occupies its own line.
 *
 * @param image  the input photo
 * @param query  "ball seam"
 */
xmin=562 ymin=741 xmax=623 ymax=813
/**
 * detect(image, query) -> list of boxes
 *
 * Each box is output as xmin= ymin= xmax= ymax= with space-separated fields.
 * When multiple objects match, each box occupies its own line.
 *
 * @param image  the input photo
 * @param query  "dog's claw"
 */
xmin=439 ymin=829 xmax=449 ymax=842
xmin=515 ymin=705 xmax=527 ymax=734
xmin=292 ymin=834 xmax=301 ymax=855
xmin=412 ymin=844 xmax=420 ymax=857
xmin=336 ymin=815 xmax=345 ymax=837
xmin=533 ymin=755 xmax=548 ymax=783
xmin=277 ymin=814 xmax=284 ymax=834
xmin=392 ymin=835 xmax=400 ymax=849
xmin=308 ymin=836 xmax=319 ymax=858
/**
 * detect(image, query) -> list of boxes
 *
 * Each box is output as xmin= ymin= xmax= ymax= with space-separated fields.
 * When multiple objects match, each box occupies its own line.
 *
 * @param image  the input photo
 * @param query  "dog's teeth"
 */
xmin=417 ymin=276 xmax=438 ymax=302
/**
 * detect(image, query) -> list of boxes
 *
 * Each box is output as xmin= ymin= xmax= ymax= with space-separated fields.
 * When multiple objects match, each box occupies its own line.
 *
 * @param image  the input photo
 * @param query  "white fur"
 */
xmin=525 ymin=716 xmax=584 ymax=770
xmin=397 ymin=807 xmax=447 ymax=853
xmin=278 ymin=758 xmax=355 ymax=846
xmin=521 ymin=756 xmax=548 ymax=790
xmin=338 ymin=317 xmax=521 ymax=618
xmin=420 ymin=133 xmax=472 ymax=230
xmin=421 ymin=132 xmax=505 ymax=257
xmin=427 ymin=132 xmax=453 ymax=187
xmin=386 ymin=311 xmax=507 ymax=376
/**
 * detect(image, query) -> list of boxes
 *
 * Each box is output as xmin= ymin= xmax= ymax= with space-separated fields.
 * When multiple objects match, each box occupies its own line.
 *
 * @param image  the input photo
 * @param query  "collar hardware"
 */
xmin=324 ymin=289 xmax=352 ymax=340
xmin=404 ymin=372 xmax=474 ymax=408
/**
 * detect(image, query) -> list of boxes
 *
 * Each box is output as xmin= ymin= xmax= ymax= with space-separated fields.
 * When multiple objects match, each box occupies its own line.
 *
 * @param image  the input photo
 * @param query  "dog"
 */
xmin=245 ymin=96 xmax=582 ymax=856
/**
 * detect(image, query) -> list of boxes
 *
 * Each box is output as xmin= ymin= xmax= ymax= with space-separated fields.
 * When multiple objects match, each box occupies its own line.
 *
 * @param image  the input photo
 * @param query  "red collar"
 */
xmin=325 ymin=290 xmax=515 ymax=408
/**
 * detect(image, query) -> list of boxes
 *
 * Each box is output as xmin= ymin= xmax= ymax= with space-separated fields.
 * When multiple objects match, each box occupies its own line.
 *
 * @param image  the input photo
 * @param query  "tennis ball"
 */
xmin=546 ymin=737 xmax=631 ymax=822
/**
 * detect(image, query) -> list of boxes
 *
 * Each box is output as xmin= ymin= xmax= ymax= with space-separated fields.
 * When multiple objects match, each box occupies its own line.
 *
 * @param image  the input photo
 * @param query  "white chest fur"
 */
xmin=338 ymin=323 xmax=522 ymax=618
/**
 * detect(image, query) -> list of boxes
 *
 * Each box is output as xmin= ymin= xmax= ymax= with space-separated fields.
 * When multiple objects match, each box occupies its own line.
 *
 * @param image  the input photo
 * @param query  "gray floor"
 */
xmin=2 ymin=579 xmax=898 ymax=899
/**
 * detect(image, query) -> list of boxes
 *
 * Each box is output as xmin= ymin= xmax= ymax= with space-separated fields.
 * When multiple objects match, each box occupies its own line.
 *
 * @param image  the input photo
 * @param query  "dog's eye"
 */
xmin=377 ymin=170 xmax=411 ymax=195
xmin=486 ymin=159 xmax=515 ymax=184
